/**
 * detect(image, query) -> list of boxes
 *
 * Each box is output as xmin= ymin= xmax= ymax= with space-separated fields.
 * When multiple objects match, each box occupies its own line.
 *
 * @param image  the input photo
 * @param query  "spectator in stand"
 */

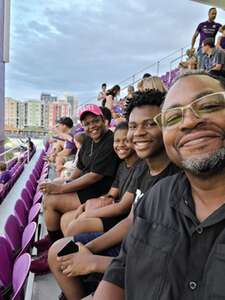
xmin=123 ymin=86 xmax=135 ymax=116
xmin=191 ymin=7 xmax=221 ymax=69
xmin=48 ymin=89 xmax=179 ymax=300
xmin=31 ymin=104 xmax=119 ymax=274
xmin=216 ymin=25 xmax=225 ymax=51
xmin=143 ymin=75 xmax=167 ymax=92
xmin=202 ymin=38 xmax=225 ymax=77
xmin=142 ymin=73 xmax=151 ymax=79
xmin=105 ymin=85 xmax=120 ymax=114
xmin=97 ymin=83 xmax=107 ymax=107
xmin=53 ymin=117 xmax=77 ymax=175
xmin=100 ymin=106 xmax=112 ymax=128
xmin=94 ymin=71 xmax=225 ymax=300
xmin=61 ymin=132 xmax=86 ymax=179
xmin=0 ymin=162 xmax=11 ymax=187
xmin=27 ymin=137 xmax=34 ymax=152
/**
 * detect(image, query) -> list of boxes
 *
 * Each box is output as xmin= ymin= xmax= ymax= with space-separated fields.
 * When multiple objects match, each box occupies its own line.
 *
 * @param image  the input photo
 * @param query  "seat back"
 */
xmin=28 ymin=203 xmax=41 ymax=223
xmin=0 ymin=237 xmax=13 ymax=287
xmin=14 ymin=199 xmax=28 ymax=227
xmin=4 ymin=215 xmax=22 ymax=252
xmin=19 ymin=222 xmax=36 ymax=256
xmin=11 ymin=253 xmax=31 ymax=300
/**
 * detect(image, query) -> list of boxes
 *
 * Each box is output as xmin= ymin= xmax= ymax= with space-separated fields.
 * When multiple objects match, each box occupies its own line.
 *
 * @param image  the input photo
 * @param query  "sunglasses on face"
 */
xmin=154 ymin=91 xmax=225 ymax=129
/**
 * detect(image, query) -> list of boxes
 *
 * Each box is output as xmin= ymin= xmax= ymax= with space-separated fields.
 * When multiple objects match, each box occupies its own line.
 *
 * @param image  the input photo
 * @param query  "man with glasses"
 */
xmin=31 ymin=104 xmax=119 ymax=274
xmin=94 ymin=72 xmax=225 ymax=299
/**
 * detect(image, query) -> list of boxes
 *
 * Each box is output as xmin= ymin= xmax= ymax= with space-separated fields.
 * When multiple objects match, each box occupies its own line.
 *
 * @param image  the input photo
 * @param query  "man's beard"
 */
xmin=182 ymin=147 xmax=225 ymax=176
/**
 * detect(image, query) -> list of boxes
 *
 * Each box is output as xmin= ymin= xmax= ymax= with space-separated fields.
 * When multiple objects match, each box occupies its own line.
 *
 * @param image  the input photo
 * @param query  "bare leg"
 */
xmin=65 ymin=218 xmax=104 ymax=237
xmin=43 ymin=192 xmax=81 ymax=231
xmin=48 ymin=238 xmax=86 ymax=300
xmin=60 ymin=206 xmax=84 ymax=236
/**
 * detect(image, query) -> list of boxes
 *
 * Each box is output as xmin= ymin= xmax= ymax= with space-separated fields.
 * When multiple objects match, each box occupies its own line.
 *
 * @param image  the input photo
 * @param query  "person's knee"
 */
xmin=64 ymin=219 xmax=83 ymax=237
xmin=60 ymin=213 xmax=70 ymax=235
xmin=64 ymin=223 xmax=74 ymax=237
xmin=43 ymin=194 xmax=57 ymax=211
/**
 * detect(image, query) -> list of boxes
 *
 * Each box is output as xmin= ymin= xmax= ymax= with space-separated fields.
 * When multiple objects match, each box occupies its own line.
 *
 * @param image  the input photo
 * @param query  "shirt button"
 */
xmin=196 ymin=227 xmax=203 ymax=234
xmin=152 ymin=223 xmax=157 ymax=229
xmin=189 ymin=281 xmax=197 ymax=290
xmin=184 ymin=200 xmax=188 ymax=206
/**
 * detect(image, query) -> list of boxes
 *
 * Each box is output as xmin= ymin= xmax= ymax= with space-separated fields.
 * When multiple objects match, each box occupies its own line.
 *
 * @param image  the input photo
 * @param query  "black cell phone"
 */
xmin=57 ymin=240 xmax=79 ymax=257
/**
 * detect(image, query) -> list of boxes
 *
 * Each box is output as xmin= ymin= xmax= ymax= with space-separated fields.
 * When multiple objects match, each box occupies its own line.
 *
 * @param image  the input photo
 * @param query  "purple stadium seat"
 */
xmin=25 ymin=181 xmax=35 ymax=197
xmin=14 ymin=199 xmax=28 ymax=227
xmin=0 ymin=236 xmax=13 ymax=288
xmin=29 ymin=174 xmax=37 ymax=189
xmin=28 ymin=203 xmax=41 ymax=223
xmin=11 ymin=253 xmax=31 ymax=300
xmin=18 ymin=222 xmax=36 ymax=256
xmin=33 ymin=191 xmax=43 ymax=204
xmin=32 ymin=168 xmax=39 ymax=180
xmin=4 ymin=215 xmax=22 ymax=252
xmin=21 ymin=188 xmax=33 ymax=210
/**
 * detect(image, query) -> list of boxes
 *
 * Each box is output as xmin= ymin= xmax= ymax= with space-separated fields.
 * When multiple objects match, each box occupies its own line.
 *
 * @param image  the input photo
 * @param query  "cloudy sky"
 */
xmin=5 ymin=0 xmax=225 ymax=105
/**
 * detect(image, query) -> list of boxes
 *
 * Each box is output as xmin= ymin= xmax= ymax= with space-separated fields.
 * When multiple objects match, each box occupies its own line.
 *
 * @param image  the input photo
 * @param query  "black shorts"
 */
xmin=77 ymin=187 xmax=104 ymax=204
xmin=80 ymin=273 xmax=103 ymax=296
xmin=100 ymin=214 xmax=127 ymax=232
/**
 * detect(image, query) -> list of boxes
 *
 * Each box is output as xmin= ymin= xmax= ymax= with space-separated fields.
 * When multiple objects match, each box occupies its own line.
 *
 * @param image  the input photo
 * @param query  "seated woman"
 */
xmin=60 ymin=121 xmax=140 ymax=237
xmin=0 ymin=162 xmax=11 ymax=189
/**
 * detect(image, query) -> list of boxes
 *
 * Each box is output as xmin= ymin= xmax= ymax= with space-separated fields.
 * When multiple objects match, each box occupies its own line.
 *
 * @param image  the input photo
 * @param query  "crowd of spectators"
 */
xmin=27 ymin=7 xmax=225 ymax=300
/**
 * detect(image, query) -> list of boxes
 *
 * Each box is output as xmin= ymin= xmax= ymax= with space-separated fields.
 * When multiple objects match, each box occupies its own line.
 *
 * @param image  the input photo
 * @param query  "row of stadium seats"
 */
xmin=0 ymin=148 xmax=48 ymax=300
xmin=0 ymin=148 xmax=36 ymax=204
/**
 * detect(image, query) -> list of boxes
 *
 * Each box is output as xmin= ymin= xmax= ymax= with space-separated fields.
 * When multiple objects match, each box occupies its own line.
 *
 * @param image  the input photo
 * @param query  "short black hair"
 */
xmin=170 ymin=70 xmax=225 ymax=90
xmin=202 ymin=38 xmax=215 ymax=48
xmin=100 ymin=106 xmax=112 ymax=124
xmin=58 ymin=117 xmax=73 ymax=128
xmin=125 ymin=90 xmax=166 ymax=120
xmin=114 ymin=121 xmax=128 ymax=133
xmin=142 ymin=73 xmax=152 ymax=79
xmin=208 ymin=7 xmax=216 ymax=13
xmin=102 ymin=83 xmax=107 ymax=88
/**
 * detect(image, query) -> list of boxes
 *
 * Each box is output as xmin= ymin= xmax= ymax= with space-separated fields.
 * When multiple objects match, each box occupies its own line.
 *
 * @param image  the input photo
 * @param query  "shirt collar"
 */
xmin=170 ymin=172 xmax=225 ymax=228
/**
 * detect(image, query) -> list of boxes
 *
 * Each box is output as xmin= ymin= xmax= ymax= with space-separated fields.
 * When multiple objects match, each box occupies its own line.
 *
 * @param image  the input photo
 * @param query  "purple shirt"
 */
xmin=220 ymin=36 xmax=225 ymax=50
xmin=0 ymin=170 xmax=11 ymax=184
xmin=64 ymin=134 xmax=77 ymax=155
xmin=196 ymin=21 xmax=221 ymax=48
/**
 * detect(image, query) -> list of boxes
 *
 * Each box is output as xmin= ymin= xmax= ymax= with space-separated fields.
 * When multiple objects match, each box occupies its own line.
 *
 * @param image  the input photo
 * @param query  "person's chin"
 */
xmin=136 ymin=150 xmax=152 ymax=160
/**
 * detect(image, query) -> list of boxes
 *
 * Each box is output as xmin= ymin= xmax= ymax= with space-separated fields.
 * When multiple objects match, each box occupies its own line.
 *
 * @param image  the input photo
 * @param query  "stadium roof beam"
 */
xmin=190 ymin=0 xmax=225 ymax=10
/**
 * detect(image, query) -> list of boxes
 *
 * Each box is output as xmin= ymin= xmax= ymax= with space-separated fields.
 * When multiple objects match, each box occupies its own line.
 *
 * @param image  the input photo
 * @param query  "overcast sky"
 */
xmin=5 ymin=0 xmax=225 ymax=105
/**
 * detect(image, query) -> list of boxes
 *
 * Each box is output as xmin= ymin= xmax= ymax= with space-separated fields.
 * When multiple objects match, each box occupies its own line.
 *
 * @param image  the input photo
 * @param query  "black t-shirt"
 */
xmin=76 ymin=130 xmax=120 ymax=196
xmin=111 ymin=159 xmax=142 ymax=201
xmin=103 ymin=172 xmax=225 ymax=299
xmin=103 ymin=164 xmax=180 ymax=294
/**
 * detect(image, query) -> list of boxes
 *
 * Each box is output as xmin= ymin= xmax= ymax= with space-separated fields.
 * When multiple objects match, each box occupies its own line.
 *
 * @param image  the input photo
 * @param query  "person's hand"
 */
xmin=39 ymin=182 xmax=63 ymax=194
xmin=57 ymin=250 xmax=96 ymax=277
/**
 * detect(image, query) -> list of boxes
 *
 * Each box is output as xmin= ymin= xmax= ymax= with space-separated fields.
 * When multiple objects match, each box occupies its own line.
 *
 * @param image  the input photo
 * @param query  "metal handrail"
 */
xmin=0 ymin=143 xmax=30 ymax=163
xmin=0 ymin=145 xmax=21 ymax=157
xmin=84 ymin=43 xmax=190 ymax=103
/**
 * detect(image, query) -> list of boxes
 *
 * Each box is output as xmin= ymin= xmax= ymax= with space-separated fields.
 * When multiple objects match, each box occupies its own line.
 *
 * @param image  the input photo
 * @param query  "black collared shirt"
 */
xmin=104 ymin=172 xmax=225 ymax=299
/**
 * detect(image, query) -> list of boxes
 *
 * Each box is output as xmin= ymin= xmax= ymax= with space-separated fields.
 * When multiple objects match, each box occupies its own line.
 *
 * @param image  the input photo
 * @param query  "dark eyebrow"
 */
xmin=163 ymin=90 xmax=215 ymax=110
xmin=129 ymin=118 xmax=155 ymax=125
